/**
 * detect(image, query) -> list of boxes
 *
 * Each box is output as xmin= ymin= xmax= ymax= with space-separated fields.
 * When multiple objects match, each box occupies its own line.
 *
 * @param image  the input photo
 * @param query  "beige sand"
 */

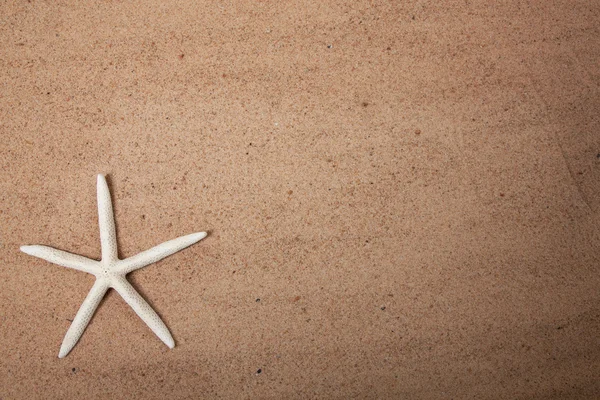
xmin=1 ymin=1 xmax=598 ymax=398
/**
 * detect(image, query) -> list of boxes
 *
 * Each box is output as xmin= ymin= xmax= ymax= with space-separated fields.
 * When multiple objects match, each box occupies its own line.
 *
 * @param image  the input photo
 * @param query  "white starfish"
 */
xmin=20 ymin=175 xmax=207 ymax=358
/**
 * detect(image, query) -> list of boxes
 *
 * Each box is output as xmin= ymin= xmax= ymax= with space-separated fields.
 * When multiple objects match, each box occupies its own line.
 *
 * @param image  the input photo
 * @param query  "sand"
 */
xmin=1 ymin=1 xmax=599 ymax=398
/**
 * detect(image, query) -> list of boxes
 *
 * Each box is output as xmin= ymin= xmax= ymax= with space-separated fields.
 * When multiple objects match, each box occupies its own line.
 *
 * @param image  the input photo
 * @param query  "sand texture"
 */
xmin=1 ymin=1 xmax=599 ymax=399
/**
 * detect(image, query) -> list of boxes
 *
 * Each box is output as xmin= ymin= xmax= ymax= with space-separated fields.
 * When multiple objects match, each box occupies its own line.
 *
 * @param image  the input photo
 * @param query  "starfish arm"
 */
xmin=20 ymin=245 xmax=100 ymax=275
xmin=97 ymin=174 xmax=118 ymax=262
xmin=112 ymin=277 xmax=175 ymax=349
xmin=58 ymin=278 xmax=110 ymax=358
xmin=116 ymin=232 xmax=207 ymax=275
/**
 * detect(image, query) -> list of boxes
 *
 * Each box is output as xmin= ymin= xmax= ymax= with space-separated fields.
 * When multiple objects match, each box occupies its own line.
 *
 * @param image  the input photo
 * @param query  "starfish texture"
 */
xmin=21 ymin=175 xmax=206 ymax=358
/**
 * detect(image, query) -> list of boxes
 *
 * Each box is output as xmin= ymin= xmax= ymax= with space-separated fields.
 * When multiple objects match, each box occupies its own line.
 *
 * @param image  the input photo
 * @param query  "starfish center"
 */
xmin=99 ymin=261 xmax=119 ymax=278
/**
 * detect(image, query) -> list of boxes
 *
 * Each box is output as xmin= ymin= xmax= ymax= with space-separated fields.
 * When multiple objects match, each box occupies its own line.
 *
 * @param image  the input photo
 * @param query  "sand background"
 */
xmin=1 ymin=1 xmax=599 ymax=398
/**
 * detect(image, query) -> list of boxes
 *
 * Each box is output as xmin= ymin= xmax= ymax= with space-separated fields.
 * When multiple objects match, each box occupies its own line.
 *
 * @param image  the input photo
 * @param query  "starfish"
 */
xmin=20 ymin=175 xmax=207 ymax=358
